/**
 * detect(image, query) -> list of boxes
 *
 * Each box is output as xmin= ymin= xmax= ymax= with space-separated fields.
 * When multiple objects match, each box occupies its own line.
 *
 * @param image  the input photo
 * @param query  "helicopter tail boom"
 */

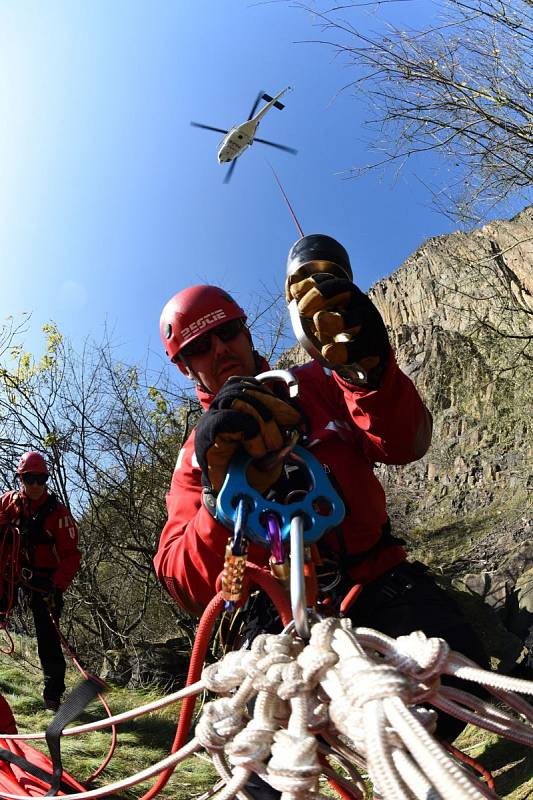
xmin=262 ymin=93 xmax=285 ymax=110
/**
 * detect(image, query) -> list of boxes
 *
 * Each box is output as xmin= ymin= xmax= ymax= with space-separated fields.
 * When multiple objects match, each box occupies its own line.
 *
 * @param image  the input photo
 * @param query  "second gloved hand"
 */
xmin=288 ymin=273 xmax=390 ymax=383
xmin=195 ymin=377 xmax=302 ymax=494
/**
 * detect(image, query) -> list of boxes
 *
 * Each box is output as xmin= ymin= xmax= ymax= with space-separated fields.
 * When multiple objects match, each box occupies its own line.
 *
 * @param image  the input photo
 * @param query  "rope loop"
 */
xmin=266 ymin=729 xmax=321 ymax=794
xmin=202 ymin=650 xmax=254 ymax=693
xmin=194 ymin=697 xmax=246 ymax=751
xmin=226 ymin=724 xmax=275 ymax=771
xmin=392 ymin=630 xmax=450 ymax=682
xmin=339 ymin=662 xmax=412 ymax=708
xmin=277 ymin=660 xmax=307 ymax=700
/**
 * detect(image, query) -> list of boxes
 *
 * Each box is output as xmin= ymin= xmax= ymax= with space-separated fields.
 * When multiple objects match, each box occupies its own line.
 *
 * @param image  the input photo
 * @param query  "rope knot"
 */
xmin=226 ymin=724 xmax=274 ymax=771
xmin=277 ymin=660 xmax=306 ymax=700
xmin=195 ymin=697 xmax=245 ymax=752
xmin=202 ymin=650 xmax=253 ymax=693
xmin=266 ymin=729 xmax=321 ymax=794
xmin=391 ymin=631 xmax=450 ymax=683
xmin=296 ymin=619 xmax=341 ymax=687
xmin=338 ymin=660 xmax=412 ymax=707
xmin=248 ymin=633 xmax=301 ymax=693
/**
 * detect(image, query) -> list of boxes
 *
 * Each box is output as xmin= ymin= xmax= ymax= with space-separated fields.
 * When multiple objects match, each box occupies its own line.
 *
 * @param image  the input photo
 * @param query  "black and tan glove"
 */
xmin=194 ymin=377 xmax=302 ymax=494
xmin=287 ymin=273 xmax=390 ymax=385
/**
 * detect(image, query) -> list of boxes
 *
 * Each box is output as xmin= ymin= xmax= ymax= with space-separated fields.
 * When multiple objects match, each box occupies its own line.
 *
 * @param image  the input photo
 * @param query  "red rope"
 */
xmin=442 ymin=740 xmax=495 ymax=791
xmin=269 ymin=164 xmax=305 ymax=238
xmin=339 ymin=583 xmax=363 ymax=616
xmin=318 ymin=753 xmax=362 ymax=800
xmin=0 ymin=525 xmax=23 ymax=655
xmin=138 ymin=591 xmax=225 ymax=800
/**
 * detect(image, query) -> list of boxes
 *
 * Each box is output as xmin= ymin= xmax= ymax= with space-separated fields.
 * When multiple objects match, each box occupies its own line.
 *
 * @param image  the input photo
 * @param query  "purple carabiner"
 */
xmin=265 ymin=513 xmax=284 ymax=564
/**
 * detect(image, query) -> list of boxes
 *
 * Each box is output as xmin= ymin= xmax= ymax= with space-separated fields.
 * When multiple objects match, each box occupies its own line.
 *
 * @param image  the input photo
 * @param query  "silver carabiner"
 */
xmin=253 ymin=369 xmax=300 ymax=473
xmin=255 ymin=369 xmax=299 ymax=398
xmin=290 ymin=514 xmax=310 ymax=640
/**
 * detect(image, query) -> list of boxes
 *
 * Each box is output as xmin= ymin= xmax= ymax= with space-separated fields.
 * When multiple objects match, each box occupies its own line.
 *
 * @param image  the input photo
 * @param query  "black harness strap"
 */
xmin=0 ymin=747 xmax=77 ymax=794
xmin=339 ymin=519 xmax=406 ymax=572
xmin=44 ymin=676 xmax=104 ymax=797
xmin=16 ymin=492 xmax=59 ymax=551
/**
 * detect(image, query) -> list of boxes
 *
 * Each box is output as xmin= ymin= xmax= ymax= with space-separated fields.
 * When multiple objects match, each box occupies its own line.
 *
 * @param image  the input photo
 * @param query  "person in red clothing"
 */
xmin=0 ymin=695 xmax=17 ymax=735
xmin=0 ymin=451 xmax=81 ymax=712
xmin=155 ymin=235 xmax=487 ymax=793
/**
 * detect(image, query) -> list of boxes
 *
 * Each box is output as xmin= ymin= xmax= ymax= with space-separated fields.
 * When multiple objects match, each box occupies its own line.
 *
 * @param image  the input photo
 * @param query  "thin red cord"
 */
xmin=0 ymin=526 xmax=22 ymax=655
xmin=340 ymin=583 xmax=363 ymax=616
xmin=268 ymin=164 xmax=305 ymax=237
xmin=442 ymin=740 xmax=495 ymax=791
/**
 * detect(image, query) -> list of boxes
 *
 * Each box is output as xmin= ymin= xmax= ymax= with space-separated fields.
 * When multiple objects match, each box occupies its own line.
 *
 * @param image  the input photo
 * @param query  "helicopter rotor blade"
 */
xmin=254 ymin=137 xmax=298 ymax=155
xmin=190 ymin=122 xmax=229 ymax=135
xmin=247 ymin=91 xmax=264 ymax=121
xmin=223 ymin=159 xmax=238 ymax=184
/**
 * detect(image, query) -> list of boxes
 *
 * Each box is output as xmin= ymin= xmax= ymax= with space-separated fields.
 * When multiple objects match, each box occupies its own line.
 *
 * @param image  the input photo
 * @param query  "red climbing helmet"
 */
xmin=159 ymin=285 xmax=247 ymax=361
xmin=16 ymin=451 xmax=49 ymax=476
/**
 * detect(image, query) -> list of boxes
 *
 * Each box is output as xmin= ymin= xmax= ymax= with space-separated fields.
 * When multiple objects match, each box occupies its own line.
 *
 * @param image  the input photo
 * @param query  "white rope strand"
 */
xmin=1 ymin=680 xmax=204 ymax=740
xmin=0 ymin=737 xmax=200 ymax=800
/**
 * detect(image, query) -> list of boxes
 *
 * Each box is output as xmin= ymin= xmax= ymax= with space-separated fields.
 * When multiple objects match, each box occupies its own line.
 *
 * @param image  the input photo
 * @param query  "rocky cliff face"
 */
xmin=369 ymin=206 xmax=531 ymax=546
xmin=369 ymin=206 xmax=532 ymax=669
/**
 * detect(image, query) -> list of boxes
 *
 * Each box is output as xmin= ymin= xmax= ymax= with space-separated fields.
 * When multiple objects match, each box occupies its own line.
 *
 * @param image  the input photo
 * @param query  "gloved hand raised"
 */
xmin=287 ymin=273 xmax=390 ymax=383
xmin=195 ymin=377 xmax=302 ymax=494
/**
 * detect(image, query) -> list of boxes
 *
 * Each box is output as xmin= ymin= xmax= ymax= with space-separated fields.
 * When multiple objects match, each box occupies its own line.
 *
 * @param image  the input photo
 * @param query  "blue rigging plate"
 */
xmin=216 ymin=445 xmax=345 ymax=545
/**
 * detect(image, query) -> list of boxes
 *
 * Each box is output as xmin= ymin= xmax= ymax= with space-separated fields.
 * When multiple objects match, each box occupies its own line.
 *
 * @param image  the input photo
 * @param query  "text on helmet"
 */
xmin=181 ymin=309 xmax=227 ymax=339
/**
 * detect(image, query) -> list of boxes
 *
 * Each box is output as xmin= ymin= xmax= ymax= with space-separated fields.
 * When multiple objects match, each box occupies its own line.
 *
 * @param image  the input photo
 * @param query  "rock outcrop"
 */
xmin=374 ymin=207 xmax=532 ymax=669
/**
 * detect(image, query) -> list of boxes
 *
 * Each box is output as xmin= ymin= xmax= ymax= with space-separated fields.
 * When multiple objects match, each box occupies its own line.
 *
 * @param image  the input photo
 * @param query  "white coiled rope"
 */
xmin=196 ymin=618 xmax=533 ymax=800
xmin=1 ymin=619 xmax=532 ymax=800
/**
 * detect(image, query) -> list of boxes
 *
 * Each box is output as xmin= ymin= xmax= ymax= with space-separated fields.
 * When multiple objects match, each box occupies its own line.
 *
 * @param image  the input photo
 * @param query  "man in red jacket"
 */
xmin=0 ymin=451 xmax=81 ymax=712
xmin=155 ymin=235 xmax=487 ymax=795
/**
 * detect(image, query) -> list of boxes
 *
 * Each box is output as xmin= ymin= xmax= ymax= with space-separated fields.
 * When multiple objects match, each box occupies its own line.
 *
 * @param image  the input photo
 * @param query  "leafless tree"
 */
xmin=0 ymin=324 xmax=198 ymax=670
xmin=296 ymin=0 xmax=533 ymax=225
xmin=0 ymin=297 xmax=291 ymax=673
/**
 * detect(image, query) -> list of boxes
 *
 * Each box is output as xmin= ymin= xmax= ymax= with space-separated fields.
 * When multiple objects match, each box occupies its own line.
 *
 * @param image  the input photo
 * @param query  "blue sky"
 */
xmin=0 ymin=1 xmax=528 ymax=383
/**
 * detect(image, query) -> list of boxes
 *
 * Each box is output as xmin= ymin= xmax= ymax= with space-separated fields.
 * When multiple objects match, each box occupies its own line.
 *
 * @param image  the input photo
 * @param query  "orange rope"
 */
xmin=442 ymin=740 xmax=495 ymax=791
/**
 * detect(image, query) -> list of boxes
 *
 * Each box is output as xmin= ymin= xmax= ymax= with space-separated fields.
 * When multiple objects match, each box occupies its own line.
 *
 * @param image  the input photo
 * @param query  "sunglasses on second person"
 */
xmin=21 ymin=473 xmax=48 ymax=486
xmin=179 ymin=318 xmax=246 ymax=360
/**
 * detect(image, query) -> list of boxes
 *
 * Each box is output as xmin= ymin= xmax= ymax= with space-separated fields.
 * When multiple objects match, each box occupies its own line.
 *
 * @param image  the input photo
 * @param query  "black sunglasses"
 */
xmin=179 ymin=318 xmax=245 ymax=360
xmin=21 ymin=473 xmax=48 ymax=486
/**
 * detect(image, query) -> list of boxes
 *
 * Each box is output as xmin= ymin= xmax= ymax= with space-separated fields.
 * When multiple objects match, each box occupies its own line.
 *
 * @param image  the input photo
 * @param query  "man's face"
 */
xmin=177 ymin=320 xmax=256 ymax=394
xmin=20 ymin=474 xmax=48 ymax=501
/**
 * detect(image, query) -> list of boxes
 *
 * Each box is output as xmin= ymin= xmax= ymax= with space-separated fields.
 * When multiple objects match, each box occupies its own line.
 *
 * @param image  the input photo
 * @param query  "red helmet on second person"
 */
xmin=16 ymin=451 xmax=49 ymax=476
xmin=159 ymin=285 xmax=247 ymax=361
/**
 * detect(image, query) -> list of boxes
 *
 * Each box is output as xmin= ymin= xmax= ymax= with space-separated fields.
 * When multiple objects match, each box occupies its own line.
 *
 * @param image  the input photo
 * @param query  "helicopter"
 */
xmin=191 ymin=86 xmax=297 ymax=183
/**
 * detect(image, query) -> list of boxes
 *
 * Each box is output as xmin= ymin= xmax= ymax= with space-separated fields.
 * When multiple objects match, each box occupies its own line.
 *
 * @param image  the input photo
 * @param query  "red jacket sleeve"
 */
xmin=48 ymin=504 xmax=81 ymax=592
xmin=331 ymin=349 xmax=433 ymax=464
xmin=0 ymin=491 xmax=18 ymax=526
xmin=153 ymin=433 xmax=233 ymax=616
